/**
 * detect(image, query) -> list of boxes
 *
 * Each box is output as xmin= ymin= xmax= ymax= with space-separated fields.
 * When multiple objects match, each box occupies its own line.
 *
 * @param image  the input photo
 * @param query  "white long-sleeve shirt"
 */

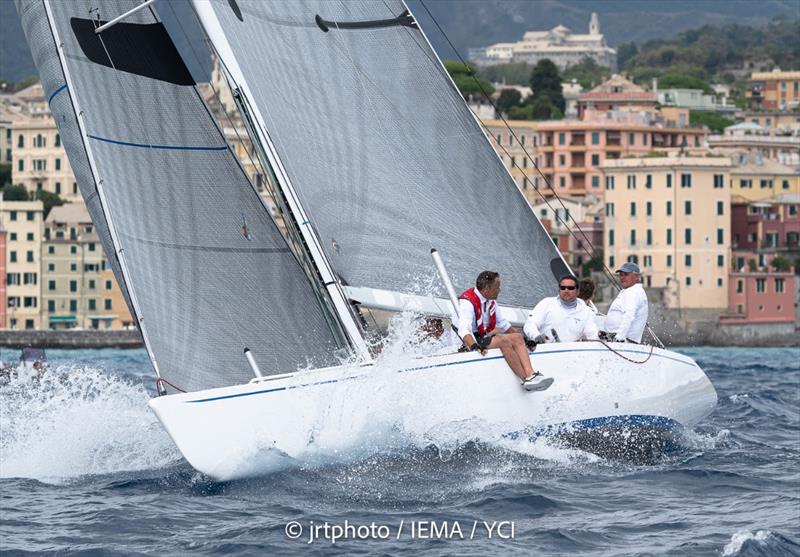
xmin=604 ymin=283 xmax=649 ymax=342
xmin=523 ymin=297 xmax=599 ymax=342
xmin=454 ymin=290 xmax=511 ymax=339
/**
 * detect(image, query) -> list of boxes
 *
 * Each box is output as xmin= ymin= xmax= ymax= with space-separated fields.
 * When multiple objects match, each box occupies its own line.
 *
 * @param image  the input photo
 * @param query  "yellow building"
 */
xmin=601 ymin=155 xmax=732 ymax=310
xmin=41 ymin=203 xmax=132 ymax=329
xmin=747 ymin=69 xmax=800 ymax=111
xmin=0 ymin=199 xmax=44 ymax=329
xmin=729 ymin=157 xmax=800 ymax=202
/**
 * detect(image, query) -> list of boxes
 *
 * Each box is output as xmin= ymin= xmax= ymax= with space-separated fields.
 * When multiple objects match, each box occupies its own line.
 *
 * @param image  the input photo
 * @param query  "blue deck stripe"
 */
xmin=87 ymin=134 xmax=228 ymax=151
xmin=185 ymin=347 xmax=695 ymax=404
xmin=48 ymin=84 xmax=67 ymax=104
xmin=503 ymin=414 xmax=683 ymax=440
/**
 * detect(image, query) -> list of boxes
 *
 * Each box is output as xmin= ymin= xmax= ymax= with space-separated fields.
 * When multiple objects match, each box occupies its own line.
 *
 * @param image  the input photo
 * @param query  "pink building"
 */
xmin=724 ymin=270 xmax=795 ymax=323
xmin=731 ymin=193 xmax=800 ymax=252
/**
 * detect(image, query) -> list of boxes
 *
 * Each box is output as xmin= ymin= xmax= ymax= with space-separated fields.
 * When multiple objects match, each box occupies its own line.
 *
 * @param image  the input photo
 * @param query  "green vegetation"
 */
xmin=1 ymin=184 xmax=28 ymax=200
xmin=529 ymin=59 xmax=565 ymax=119
xmin=657 ymin=74 xmax=714 ymax=94
xmin=476 ymin=62 xmax=532 ymax=86
xmin=0 ymin=184 xmax=64 ymax=218
xmin=443 ymin=60 xmax=494 ymax=99
xmin=561 ymin=57 xmax=611 ymax=90
xmin=34 ymin=190 xmax=64 ymax=218
xmin=689 ymin=110 xmax=734 ymax=132
xmin=771 ymin=256 xmax=793 ymax=272
xmin=495 ymin=89 xmax=522 ymax=115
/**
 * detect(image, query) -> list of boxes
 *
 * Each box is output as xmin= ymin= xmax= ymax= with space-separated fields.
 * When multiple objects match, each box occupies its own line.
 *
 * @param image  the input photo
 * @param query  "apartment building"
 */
xmin=708 ymin=122 xmax=800 ymax=166
xmin=746 ymin=69 xmax=800 ymax=111
xmin=601 ymin=155 xmax=732 ymax=310
xmin=0 ymin=225 xmax=6 ymax=328
xmin=729 ymin=156 xmax=800 ymax=202
xmin=41 ymin=203 xmax=132 ymax=329
xmin=484 ymin=116 xmax=708 ymax=200
xmin=0 ymin=199 xmax=44 ymax=330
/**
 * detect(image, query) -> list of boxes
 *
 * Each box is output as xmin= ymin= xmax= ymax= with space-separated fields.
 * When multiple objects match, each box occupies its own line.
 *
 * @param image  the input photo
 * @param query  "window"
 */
xmin=630 ymin=202 xmax=636 ymax=217
xmin=645 ymin=174 xmax=652 ymax=189
xmin=591 ymin=175 xmax=599 ymax=188
xmin=17 ymin=134 xmax=24 ymax=148
xmin=776 ymin=278 xmax=785 ymax=293
xmin=717 ymin=255 xmax=724 ymax=267
xmin=666 ymin=229 xmax=673 ymax=245
xmin=23 ymin=297 xmax=37 ymax=308
xmin=627 ymin=175 xmax=636 ymax=189
xmin=26 ymin=251 xmax=34 ymax=263
xmin=69 ymin=280 xmax=77 ymax=293
xmin=606 ymin=176 xmax=615 ymax=190
xmin=55 ymin=182 xmax=61 ymax=194
xmin=558 ymin=132 xmax=565 ymax=145
xmin=105 ymin=299 xmax=113 ymax=310
xmin=646 ymin=229 xmax=652 ymax=245
xmin=49 ymin=280 xmax=56 ymax=291
xmin=685 ymin=254 xmax=692 ymax=267
xmin=685 ymin=276 xmax=691 ymax=287
xmin=681 ymin=173 xmax=692 ymax=188
xmin=783 ymin=180 xmax=790 ymax=190
xmin=684 ymin=228 xmax=692 ymax=245
xmin=608 ymin=230 xmax=615 ymax=246
xmin=717 ymin=201 xmax=724 ymax=215
xmin=717 ymin=277 xmax=723 ymax=287
xmin=756 ymin=278 xmax=765 ymax=293
xmin=667 ymin=174 xmax=673 ymax=188
xmin=644 ymin=255 xmax=652 ymax=267
xmin=18 ymin=159 xmax=23 ymax=172
xmin=666 ymin=254 xmax=672 ymax=267
xmin=645 ymin=201 xmax=652 ymax=216
xmin=714 ymin=174 xmax=724 ymax=188
xmin=48 ymin=300 xmax=55 ymax=312
xmin=558 ymin=154 xmax=565 ymax=166
xmin=23 ymin=273 xmax=36 ymax=285
xmin=592 ymin=132 xmax=600 ymax=145
xmin=26 ymin=211 xmax=34 ymax=221
xmin=760 ymin=179 xmax=772 ymax=189
xmin=606 ymin=203 xmax=615 ymax=217
xmin=88 ymin=299 xmax=97 ymax=311
xmin=48 ymin=263 xmax=54 ymax=272
xmin=559 ymin=176 xmax=565 ymax=188
xmin=666 ymin=201 xmax=672 ymax=216
xmin=591 ymin=154 xmax=599 ymax=166
xmin=70 ymin=300 xmax=77 ymax=312
xmin=25 ymin=319 xmax=34 ymax=330
xmin=717 ymin=228 xmax=724 ymax=245
xmin=26 ymin=232 xmax=34 ymax=241
xmin=70 ymin=245 xmax=77 ymax=255
xmin=6 ymin=273 xmax=20 ymax=285
xmin=55 ymin=158 xmax=61 ymax=171
xmin=609 ymin=256 xmax=615 ymax=269
xmin=70 ymin=263 xmax=77 ymax=272
xmin=48 ymin=246 xmax=55 ymax=255
xmin=629 ymin=133 xmax=635 ymax=145
xmin=684 ymin=201 xmax=692 ymax=215
xmin=105 ymin=280 xmax=113 ymax=290
xmin=9 ymin=233 xmax=16 ymax=241
xmin=73 ymin=182 xmax=78 ymax=194
xmin=88 ymin=280 xmax=96 ymax=290
xmin=88 ymin=243 xmax=96 ymax=252
xmin=740 ymin=179 xmax=752 ymax=189
xmin=630 ymin=230 xmax=636 ymax=246
xmin=736 ymin=280 xmax=743 ymax=293
xmin=9 ymin=251 xmax=16 ymax=263
xmin=55 ymin=133 xmax=61 ymax=147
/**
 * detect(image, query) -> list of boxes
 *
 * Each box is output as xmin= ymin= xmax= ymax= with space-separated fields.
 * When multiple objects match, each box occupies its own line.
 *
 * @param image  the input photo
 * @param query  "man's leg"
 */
xmin=488 ymin=334 xmax=532 ymax=380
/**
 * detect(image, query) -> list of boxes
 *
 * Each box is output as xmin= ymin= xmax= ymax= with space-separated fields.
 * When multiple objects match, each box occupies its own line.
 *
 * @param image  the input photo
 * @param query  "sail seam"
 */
xmin=118 ymin=234 xmax=291 ymax=253
xmin=47 ymin=83 xmax=67 ymax=104
xmin=87 ymin=134 xmax=228 ymax=151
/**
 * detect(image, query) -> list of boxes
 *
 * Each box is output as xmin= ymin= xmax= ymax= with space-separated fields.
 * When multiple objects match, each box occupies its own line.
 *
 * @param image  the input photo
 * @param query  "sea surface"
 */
xmin=1 ymin=342 xmax=798 ymax=556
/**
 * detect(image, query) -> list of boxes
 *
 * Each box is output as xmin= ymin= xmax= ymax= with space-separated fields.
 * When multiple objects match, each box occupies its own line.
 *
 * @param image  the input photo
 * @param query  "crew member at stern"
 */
xmin=603 ymin=262 xmax=649 ymax=343
xmin=456 ymin=271 xmax=553 ymax=392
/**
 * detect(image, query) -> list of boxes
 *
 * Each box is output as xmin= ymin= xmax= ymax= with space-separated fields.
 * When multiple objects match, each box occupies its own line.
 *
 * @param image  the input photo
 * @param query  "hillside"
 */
xmin=3 ymin=0 xmax=799 ymax=84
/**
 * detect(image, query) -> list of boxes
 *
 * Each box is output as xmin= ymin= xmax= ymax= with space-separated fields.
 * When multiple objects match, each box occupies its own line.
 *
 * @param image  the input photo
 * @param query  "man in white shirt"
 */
xmin=455 ymin=271 xmax=553 ymax=392
xmin=603 ymin=262 xmax=649 ymax=343
xmin=524 ymin=275 xmax=599 ymax=344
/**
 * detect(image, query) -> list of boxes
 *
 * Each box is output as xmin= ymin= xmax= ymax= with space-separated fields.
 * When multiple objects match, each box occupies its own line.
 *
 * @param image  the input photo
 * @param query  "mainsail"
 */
xmin=16 ymin=0 xmax=347 ymax=391
xmin=193 ymin=0 xmax=566 ymax=309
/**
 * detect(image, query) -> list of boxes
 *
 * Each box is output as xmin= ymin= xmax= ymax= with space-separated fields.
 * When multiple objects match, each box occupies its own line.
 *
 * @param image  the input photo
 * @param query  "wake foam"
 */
xmin=722 ymin=530 xmax=774 ymax=556
xmin=0 ymin=365 xmax=181 ymax=483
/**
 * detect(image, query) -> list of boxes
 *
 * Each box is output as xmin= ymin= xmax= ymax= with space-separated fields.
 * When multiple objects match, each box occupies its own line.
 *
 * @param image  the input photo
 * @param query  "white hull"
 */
xmin=149 ymin=342 xmax=717 ymax=481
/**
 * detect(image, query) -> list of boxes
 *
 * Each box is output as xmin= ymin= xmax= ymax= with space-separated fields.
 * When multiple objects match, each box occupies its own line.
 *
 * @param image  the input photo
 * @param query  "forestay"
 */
xmin=193 ymin=0 xmax=566 ymax=310
xmin=16 ymin=0 xmax=344 ymax=391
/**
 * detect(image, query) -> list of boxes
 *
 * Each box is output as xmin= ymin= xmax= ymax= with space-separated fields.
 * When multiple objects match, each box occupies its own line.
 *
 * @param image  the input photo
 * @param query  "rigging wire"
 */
xmin=414 ymin=0 xmax=664 ymax=348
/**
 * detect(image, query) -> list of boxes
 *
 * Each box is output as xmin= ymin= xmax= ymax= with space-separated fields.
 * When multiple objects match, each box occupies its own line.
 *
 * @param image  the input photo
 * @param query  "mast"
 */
xmin=191 ymin=1 xmax=374 ymax=363
xmin=42 ymin=0 xmax=165 ymax=384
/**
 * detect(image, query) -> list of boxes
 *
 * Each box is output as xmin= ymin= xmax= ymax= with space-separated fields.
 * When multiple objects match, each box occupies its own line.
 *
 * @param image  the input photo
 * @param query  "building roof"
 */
xmin=46 ymin=202 xmax=91 ymax=224
xmin=726 ymin=122 xmax=763 ymax=132
xmin=762 ymin=193 xmax=800 ymax=204
xmin=600 ymin=155 xmax=732 ymax=170
xmin=731 ymin=157 xmax=798 ymax=176
xmin=751 ymin=70 xmax=800 ymax=81
xmin=579 ymin=74 xmax=656 ymax=103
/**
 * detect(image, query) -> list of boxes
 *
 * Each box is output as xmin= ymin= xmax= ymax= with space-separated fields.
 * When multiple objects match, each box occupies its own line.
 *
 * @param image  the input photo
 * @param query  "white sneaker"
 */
xmin=521 ymin=373 xmax=554 ymax=392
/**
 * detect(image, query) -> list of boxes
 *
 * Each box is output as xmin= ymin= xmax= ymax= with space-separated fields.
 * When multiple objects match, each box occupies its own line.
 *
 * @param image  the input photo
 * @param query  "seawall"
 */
xmin=0 ymin=330 xmax=144 ymax=349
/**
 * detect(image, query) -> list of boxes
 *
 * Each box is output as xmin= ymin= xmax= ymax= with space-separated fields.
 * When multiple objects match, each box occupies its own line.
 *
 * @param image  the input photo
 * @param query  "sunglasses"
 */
xmin=559 ymin=285 xmax=577 ymax=290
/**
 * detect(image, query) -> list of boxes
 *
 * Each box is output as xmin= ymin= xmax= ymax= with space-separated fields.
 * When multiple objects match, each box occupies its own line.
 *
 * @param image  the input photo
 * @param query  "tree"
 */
xmin=1 ymin=184 xmax=29 ymax=200
xmin=562 ymin=57 xmax=611 ymax=90
xmin=496 ymin=89 xmax=522 ymax=115
xmin=617 ymin=42 xmax=639 ymax=69
xmin=658 ymin=74 xmax=714 ymax=94
xmin=747 ymin=259 xmax=757 ymax=272
xmin=479 ymin=62 xmax=532 ymax=86
xmin=529 ymin=59 xmax=565 ymax=116
xmin=33 ymin=190 xmax=64 ymax=218
xmin=690 ymin=110 xmax=734 ymax=132
xmin=443 ymin=60 xmax=494 ymax=99
xmin=528 ymin=95 xmax=562 ymax=120
xmin=771 ymin=256 xmax=792 ymax=272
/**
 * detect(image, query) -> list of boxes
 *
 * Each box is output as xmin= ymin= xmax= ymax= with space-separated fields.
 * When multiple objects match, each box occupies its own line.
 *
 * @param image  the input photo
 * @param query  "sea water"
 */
xmin=0 ymin=327 xmax=798 ymax=556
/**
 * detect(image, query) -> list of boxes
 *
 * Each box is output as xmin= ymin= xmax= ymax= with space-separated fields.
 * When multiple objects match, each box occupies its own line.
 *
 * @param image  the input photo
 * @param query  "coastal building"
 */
xmin=483 ymin=114 xmax=708 ymax=199
xmin=656 ymin=88 xmax=737 ymax=115
xmin=730 ymin=193 xmax=799 ymax=260
xmin=0 ymin=199 xmax=44 ymax=330
xmin=469 ymin=13 xmax=616 ymax=70
xmin=0 ymin=105 xmax=20 ymax=165
xmin=729 ymin=156 xmax=800 ymax=202
xmin=9 ymin=83 xmax=80 ymax=200
xmin=708 ymin=122 xmax=800 ymax=166
xmin=531 ymin=195 xmax=604 ymax=270
xmin=723 ymin=268 xmax=795 ymax=324
xmin=577 ymin=75 xmax=658 ymax=119
xmin=0 ymin=224 xmax=6 ymax=328
xmin=601 ymin=155 xmax=732 ymax=310
xmin=741 ymin=111 xmax=800 ymax=134
xmin=746 ymin=69 xmax=800 ymax=111
xmin=41 ymin=203 xmax=132 ymax=330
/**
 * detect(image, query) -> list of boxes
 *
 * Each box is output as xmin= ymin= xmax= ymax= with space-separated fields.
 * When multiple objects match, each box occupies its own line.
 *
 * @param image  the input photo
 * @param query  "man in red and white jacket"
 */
xmin=455 ymin=271 xmax=553 ymax=392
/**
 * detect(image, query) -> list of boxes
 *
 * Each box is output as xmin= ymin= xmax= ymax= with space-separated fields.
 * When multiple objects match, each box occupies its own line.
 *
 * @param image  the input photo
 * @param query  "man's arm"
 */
xmin=611 ymin=290 xmax=637 ymax=340
xmin=582 ymin=308 xmax=600 ymax=340
xmin=456 ymin=299 xmax=483 ymax=352
xmin=523 ymin=299 xmax=548 ymax=341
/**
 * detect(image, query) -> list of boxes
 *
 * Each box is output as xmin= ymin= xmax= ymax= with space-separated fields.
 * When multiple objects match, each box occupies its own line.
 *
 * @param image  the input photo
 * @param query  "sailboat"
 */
xmin=17 ymin=0 xmax=717 ymax=481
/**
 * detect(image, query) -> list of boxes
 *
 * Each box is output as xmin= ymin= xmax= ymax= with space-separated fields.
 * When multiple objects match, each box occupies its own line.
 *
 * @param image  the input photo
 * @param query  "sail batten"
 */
xmin=196 ymin=0 xmax=565 ymax=311
xmin=16 ymin=0 xmax=346 ymax=391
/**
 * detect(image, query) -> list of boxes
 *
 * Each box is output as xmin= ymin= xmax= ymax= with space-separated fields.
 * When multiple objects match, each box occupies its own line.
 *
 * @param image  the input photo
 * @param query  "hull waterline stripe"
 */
xmin=185 ymin=347 xmax=696 ymax=404
xmin=505 ymin=414 xmax=683 ymax=438
xmin=87 ymin=134 xmax=228 ymax=151
xmin=48 ymin=83 xmax=68 ymax=104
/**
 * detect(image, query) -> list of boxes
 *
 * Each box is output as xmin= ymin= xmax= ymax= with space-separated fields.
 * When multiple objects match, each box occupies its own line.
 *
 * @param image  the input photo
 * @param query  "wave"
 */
xmin=0 ymin=365 xmax=182 ymax=483
xmin=722 ymin=529 xmax=800 ymax=556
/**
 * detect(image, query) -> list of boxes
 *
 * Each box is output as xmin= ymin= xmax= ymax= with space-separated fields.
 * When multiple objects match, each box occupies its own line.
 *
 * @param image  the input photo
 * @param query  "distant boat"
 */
xmin=17 ymin=0 xmax=717 ymax=481
xmin=20 ymin=347 xmax=47 ymax=371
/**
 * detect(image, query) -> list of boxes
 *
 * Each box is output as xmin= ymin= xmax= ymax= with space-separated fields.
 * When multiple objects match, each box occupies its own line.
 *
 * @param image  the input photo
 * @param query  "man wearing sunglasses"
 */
xmin=603 ymin=262 xmax=649 ymax=343
xmin=523 ymin=274 xmax=599 ymax=345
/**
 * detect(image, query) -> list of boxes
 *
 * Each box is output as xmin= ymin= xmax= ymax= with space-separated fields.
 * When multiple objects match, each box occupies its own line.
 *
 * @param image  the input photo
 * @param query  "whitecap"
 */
xmin=722 ymin=529 xmax=773 ymax=556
